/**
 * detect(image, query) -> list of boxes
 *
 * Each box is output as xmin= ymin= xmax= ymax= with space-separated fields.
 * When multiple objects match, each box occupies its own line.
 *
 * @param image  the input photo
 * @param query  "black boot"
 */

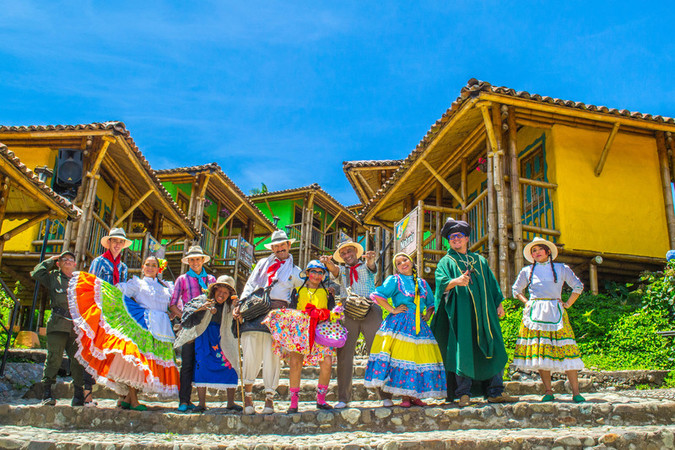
xmin=41 ymin=383 xmax=56 ymax=406
xmin=71 ymin=385 xmax=85 ymax=407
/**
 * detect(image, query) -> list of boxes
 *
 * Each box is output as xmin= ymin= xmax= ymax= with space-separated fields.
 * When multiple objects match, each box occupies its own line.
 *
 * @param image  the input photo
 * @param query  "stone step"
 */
xmin=24 ymin=377 xmax=595 ymax=403
xmin=2 ymin=393 xmax=673 ymax=436
xmin=0 ymin=424 xmax=673 ymax=449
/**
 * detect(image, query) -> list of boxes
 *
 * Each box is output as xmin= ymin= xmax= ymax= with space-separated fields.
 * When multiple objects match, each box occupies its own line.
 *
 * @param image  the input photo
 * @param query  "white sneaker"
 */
xmin=243 ymin=405 xmax=255 ymax=415
xmin=334 ymin=401 xmax=348 ymax=409
xmin=261 ymin=406 xmax=275 ymax=415
xmin=382 ymin=399 xmax=394 ymax=407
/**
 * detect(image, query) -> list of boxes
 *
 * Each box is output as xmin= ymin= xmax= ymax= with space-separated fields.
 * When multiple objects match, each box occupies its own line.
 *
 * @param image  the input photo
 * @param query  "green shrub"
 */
xmin=638 ymin=260 xmax=675 ymax=319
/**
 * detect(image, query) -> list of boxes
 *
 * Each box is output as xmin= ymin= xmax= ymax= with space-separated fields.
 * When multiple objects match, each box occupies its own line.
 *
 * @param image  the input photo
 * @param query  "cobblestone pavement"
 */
xmin=0 ymin=424 xmax=673 ymax=449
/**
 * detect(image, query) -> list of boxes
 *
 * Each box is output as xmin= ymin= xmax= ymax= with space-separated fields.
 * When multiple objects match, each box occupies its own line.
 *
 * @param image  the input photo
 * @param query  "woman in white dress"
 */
xmin=69 ymin=256 xmax=178 ymax=411
xmin=511 ymin=237 xmax=585 ymax=403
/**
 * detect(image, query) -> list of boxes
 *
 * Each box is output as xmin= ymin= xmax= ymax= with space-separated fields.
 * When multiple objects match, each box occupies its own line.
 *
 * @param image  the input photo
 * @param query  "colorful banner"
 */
xmin=145 ymin=233 xmax=165 ymax=259
xmin=239 ymin=238 xmax=254 ymax=269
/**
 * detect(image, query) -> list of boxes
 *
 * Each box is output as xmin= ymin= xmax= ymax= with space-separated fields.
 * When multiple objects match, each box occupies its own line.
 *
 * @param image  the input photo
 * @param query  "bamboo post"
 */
xmin=435 ymin=183 xmax=442 ymax=251
xmin=460 ymin=158 xmax=468 ymax=221
xmin=485 ymin=140 xmax=497 ymax=273
xmin=589 ymin=261 xmax=599 ymax=295
xmin=62 ymin=218 xmax=73 ymax=253
xmin=109 ymin=181 xmax=119 ymax=227
xmin=416 ymin=200 xmax=424 ymax=274
xmin=656 ymin=132 xmax=675 ymax=248
xmin=491 ymin=104 xmax=509 ymax=293
xmin=0 ymin=177 xmax=10 ymax=267
xmin=73 ymin=175 xmax=98 ymax=268
xmin=305 ymin=192 xmax=316 ymax=265
xmin=507 ymin=106 xmax=524 ymax=275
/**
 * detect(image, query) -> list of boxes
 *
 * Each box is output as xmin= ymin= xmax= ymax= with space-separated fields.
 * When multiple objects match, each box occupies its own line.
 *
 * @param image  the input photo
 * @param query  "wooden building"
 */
xmin=0 ymin=122 xmax=197 ymax=285
xmin=156 ymin=163 xmax=276 ymax=289
xmin=359 ymin=79 xmax=675 ymax=294
xmin=249 ymin=183 xmax=365 ymax=268
xmin=0 ymin=143 xmax=82 ymax=321
xmin=343 ymin=159 xmax=402 ymax=206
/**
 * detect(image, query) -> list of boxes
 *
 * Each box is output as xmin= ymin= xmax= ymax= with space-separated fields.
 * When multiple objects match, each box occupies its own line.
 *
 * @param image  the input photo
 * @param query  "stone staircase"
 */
xmin=1 ymin=355 xmax=675 ymax=448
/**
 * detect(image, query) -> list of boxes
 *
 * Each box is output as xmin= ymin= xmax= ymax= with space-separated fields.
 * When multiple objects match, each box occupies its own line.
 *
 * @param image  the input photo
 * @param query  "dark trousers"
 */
xmin=178 ymin=341 xmax=195 ymax=404
xmin=42 ymin=330 xmax=93 ymax=389
xmin=455 ymin=371 xmax=504 ymax=398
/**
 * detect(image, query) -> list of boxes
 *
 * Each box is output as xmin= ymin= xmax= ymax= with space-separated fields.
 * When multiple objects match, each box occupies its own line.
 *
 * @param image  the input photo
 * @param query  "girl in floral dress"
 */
xmin=365 ymin=253 xmax=447 ymax=407
xmin=512 ymin=237 xmax=585 ymax=403
xmin=264 ymin=260 xmax=342 ymax=413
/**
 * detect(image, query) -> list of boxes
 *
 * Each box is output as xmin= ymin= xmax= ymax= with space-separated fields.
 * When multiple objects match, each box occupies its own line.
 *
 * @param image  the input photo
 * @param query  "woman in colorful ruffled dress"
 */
xmin=365 ymin=253 xmax=447 ymax=407
xmin=512 ymin=237 xmax=585 ymax=403
xmin=264 ymin=260 xmax=341 ymax=413
xmin=173 ymin=275 xmax=242 ymax=413
xmin=68 ymin=256 xmax=179 ymax=411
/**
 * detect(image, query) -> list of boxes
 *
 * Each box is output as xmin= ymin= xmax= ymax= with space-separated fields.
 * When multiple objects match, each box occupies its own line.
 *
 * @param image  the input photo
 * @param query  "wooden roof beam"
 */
xmin=86 ymin=135 xmax=115 ymax=179
xmin=594 ymin=122 xmax=621 ymax=177
xmin=2 ymin=211 xmax=52 ymax=241
xmin=421 ymin=160 xmax=465 ymax=208
xmin=355 ymin=172 xmax=375 ymax=199
xmin=217 ymin=203 xmax=244 ymax=233
xmin=113 ymin=189 xmax=154 ymax=227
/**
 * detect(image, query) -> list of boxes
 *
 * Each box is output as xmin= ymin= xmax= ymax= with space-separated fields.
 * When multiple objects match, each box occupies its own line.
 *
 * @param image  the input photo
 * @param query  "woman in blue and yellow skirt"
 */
xmin=364 ymin=253 xmax=447 ymax=407
xmin=512 ymin=237 xmax=585 ymax=403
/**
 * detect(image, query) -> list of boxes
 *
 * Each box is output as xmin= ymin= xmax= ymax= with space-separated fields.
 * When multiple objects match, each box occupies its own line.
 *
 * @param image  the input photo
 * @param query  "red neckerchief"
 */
xmin=348 ymin=262 xmax=361 ymax=286
xmin=102 ymin=250 xmax=121 ymax=284
xmin=302 ymin=303 xmax=330 ymax=352
xmin=266 ymin=258 xmax=283 ymax=286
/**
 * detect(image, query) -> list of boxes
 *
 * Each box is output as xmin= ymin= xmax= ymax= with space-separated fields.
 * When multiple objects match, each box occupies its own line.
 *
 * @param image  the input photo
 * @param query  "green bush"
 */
xmin=638 ymin=260 xmax=675 ymax=319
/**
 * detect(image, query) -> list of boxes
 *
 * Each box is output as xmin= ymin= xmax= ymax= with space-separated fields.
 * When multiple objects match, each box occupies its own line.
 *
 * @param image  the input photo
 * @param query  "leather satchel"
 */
xmin=239 ymin=281 xmax=276 ymax=321
xmin=343 ymin=288 xmax=373 ymax=321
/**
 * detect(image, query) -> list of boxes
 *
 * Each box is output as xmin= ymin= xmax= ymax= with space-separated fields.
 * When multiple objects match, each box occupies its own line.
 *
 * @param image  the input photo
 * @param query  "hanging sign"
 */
xmin=394 ymin=206 xmax=419 ymax=255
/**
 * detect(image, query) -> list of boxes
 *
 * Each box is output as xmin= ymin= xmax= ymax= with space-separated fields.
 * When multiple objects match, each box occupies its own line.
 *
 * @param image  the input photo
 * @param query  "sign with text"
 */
xmin=394 ymin=206 xmax=419 ymax=256
xmin=239 ymin=238 xmax=255 ymax=269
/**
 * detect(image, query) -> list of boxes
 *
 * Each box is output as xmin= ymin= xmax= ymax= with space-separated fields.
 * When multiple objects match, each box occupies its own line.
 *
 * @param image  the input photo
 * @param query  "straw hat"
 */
xmin=181 ymin=245 xmax=211 ymax=264
xmin=263 ymin=230 xmax=296 ymax=250
xmin=208 ymin=275 xmax=237 ymax=298
xmin=332 ymin=240 xmax=364 ymax=263
xmin=101 ymin=228 xmax=132 ymax=249
xmin=523 ymin=237 xmax=558 ymax=263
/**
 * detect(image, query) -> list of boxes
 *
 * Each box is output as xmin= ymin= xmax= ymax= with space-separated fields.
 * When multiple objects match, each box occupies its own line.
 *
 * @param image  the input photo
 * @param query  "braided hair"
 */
xmin=527 ymin=245 xmax=558 ymax=288
xmin=411 ymin=264 xmax=420 ymax=302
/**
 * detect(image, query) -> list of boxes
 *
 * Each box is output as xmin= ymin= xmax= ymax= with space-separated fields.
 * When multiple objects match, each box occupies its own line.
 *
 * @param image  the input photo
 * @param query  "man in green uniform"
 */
xmin=431 ymin=218 xmax=517 ymax=407
xmin=31 ymin=251 xmax=88 ymax=406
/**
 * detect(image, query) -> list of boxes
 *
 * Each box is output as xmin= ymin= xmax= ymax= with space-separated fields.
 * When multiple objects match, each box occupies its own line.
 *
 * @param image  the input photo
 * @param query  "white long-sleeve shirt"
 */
xmin=512 ymin=261 xmax=583 ymax=300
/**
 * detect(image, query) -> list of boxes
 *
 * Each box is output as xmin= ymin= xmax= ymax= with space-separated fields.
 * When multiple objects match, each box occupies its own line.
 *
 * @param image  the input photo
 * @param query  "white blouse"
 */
xmin=117 ymin=276 xmax=175 ymax=342
xmin=512 ymin=261 xmax=583 ymax=300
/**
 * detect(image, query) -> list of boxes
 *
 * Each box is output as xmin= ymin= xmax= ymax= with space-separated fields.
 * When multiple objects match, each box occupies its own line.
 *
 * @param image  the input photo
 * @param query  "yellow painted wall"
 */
xmin=2 ymin=147 xmax=57 ymax=251
xmin=550 ymin=124 xmax=669 ymax=257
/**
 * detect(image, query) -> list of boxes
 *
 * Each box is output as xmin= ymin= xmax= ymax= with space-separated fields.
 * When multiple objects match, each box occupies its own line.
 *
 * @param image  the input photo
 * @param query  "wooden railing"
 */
xmin=32 ymin=218 xmax=66 ymax=254
xmin=86 ymin=213 xmax=110 ymax=258
xmin=285 ymin=223 xmax=339 ymax=253
xmin=199 ymin=223 xmax=216 ymax=257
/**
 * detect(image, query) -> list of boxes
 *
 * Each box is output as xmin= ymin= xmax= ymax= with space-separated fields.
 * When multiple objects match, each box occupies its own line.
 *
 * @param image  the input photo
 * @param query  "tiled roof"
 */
xmin=358 ymin=78 xmax=675 ymax=220
xmin=155 ymin=163 xmax=276 ymax=230
xmin=0 ymin=143 xmax=82 ymax=219
xmin=249 ymin=183 xmax=359 ymax=222
xmin=342 ymin=160 xmax=403 ymax=170
xmin=0 ymin=121 xmax=194 ymax=232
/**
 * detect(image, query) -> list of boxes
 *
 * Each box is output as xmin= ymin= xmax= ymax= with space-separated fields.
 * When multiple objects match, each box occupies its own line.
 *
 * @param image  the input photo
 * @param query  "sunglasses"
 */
xmin=60 ymin=258 xmax=76 ymax=263
xmin=448 ymin=233 xmax=466 ymax=241
xmin=307 ymin=270 xmax=325 ymax=275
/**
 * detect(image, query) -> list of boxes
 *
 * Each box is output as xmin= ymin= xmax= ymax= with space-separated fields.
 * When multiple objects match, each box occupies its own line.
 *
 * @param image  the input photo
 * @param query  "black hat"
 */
xmin=440 ymin=218 xmax=471 ymax=240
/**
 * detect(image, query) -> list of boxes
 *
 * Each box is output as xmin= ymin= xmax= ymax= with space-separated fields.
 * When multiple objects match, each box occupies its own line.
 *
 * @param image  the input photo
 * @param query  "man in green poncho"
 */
xmin=431 ymin=218 xmax=518 ymax=407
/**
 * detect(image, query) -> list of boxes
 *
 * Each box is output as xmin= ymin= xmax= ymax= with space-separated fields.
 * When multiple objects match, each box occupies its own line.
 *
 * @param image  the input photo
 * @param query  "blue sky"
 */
xmin=1 ymin=1 xmax=673 ymax=205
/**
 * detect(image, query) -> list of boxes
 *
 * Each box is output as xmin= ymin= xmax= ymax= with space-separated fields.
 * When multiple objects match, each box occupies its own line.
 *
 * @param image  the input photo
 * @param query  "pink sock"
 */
xmin=317 ymin=384 xmax=328 ymax=405
xmin=290 ymin=388 xmax=300 ymax=409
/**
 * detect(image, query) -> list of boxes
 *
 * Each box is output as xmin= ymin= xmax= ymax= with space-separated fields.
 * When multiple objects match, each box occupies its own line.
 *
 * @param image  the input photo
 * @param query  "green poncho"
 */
xmin=430 ymin=249 xmax=508 ymax=381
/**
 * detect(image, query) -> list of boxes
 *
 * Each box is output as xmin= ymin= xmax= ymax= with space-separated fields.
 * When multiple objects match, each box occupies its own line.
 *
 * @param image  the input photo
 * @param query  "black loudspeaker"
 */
xmin=53 ymin=149 xmax=83 ymax=200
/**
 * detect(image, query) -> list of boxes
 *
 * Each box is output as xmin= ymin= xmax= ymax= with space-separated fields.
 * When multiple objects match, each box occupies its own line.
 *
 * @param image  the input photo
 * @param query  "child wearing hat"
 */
xmin=174 ymin=275 xmax=242 ymax=412
xmin=263 ymin=260 xmax=343 ymax=413
xmin=88 ymin=227 xmax=132 ymax=285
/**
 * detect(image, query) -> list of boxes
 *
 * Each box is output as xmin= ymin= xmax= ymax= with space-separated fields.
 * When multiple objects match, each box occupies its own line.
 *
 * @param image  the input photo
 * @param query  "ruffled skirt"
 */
xmin=512 ymin=305 xmax=584 ymax=372
xmin=364 ymin=311 xmax=447 ymax=399
xmin=263 ymin=308 xmax=334 ymax=366
xmin=67 ymin=271 xmax=179 ymax=397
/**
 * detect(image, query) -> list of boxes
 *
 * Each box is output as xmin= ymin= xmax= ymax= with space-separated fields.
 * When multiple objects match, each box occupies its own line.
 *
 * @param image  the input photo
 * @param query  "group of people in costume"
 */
xmin=33 ymin=216 xmax=587 ymax=412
